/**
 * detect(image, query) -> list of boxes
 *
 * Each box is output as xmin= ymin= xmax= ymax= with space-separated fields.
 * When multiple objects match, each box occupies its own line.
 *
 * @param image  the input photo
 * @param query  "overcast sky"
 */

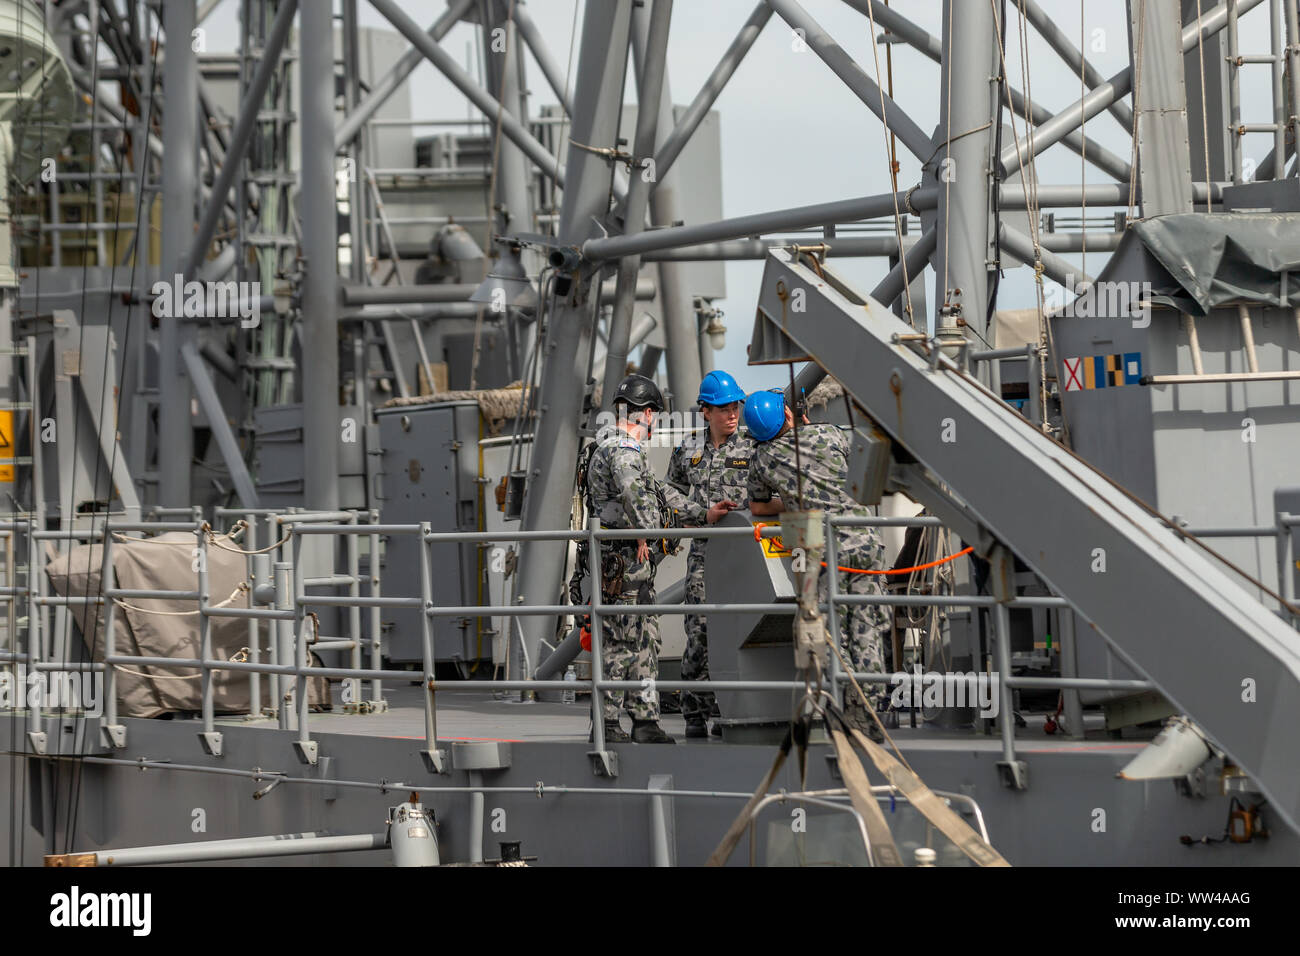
xmin=203 ymin=0 xmax=1281 ymax=393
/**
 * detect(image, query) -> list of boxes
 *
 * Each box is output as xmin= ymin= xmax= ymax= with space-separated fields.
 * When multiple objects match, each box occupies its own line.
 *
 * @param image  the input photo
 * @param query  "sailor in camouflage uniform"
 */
xmin=585 ymin=374 xmax=731 ymax=744
xmin=664 ymin=370 xmax=753 ymax=737
xmin=743 ymin=389 xmax=890 ymax=737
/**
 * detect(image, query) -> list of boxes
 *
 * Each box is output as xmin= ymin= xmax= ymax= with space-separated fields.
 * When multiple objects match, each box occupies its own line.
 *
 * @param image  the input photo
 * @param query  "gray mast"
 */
xmin=512 ymin=1 xmax=635 ymax=679
xmin=932 ymin=0 xmax=999 ymax=345
xmin=630 ymin=2 xmax=702 ymax=409
xmin=158 ymin=0 xmax=198 ymax=504
xmin=482 ymin=0 xmax=534 ymax=239
xmin=603 ymin=0 xmax=673 ymax=408
xmin=299 ymin=0 xmax=340 ymax=510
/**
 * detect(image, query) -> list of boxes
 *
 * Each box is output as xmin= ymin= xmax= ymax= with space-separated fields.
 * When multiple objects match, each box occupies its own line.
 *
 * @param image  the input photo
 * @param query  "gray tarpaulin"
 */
xmin=45 ymin=532 xmax=330 ymax=718
xmin=1133 ymin=213 xmax=1300 ymax=316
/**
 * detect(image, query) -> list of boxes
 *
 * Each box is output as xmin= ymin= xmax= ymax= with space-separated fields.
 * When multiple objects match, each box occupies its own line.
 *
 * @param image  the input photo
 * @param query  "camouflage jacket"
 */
xmin=587 ymin=431 xmax=701 ymax=534
xmin=747 ymin=422 xmax=884 ymax=563
xmin=665 ymin=427 xmax=754 ymax=555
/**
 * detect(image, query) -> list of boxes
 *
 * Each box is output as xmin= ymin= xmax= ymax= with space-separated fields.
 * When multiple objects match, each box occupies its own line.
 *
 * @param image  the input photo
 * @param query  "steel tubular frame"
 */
xmin=17 ymin=510 xmax=1267 ymax=765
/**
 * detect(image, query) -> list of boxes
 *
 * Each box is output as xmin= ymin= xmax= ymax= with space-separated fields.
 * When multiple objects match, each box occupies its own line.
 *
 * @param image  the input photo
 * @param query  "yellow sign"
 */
xmin=754 ymin=522 xmax=792 ymax=560
xmin=0 ymin=410 xmax=12 ymax=483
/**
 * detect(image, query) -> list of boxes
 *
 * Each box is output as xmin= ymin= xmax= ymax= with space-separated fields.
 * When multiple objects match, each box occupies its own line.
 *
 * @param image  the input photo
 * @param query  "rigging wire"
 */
xmin=6 ymin=0 xmax=49 ymax=869
xmin=988 ymin=0 xmax=1063 ymax=437
xmin=47 ymin=0 xmax=108 ymax=860
xmin=941 ymin=0 xmax=952 ymax=315
xmin=64 ymin=3 xmax=163 ymax=854
xmin=856 ymin=0 xmax=916 ymax=328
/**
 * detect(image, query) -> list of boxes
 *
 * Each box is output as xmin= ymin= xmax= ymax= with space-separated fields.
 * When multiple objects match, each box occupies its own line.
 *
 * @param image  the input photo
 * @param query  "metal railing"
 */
xmin=3 ymin=507 xmax=1295 ymax=777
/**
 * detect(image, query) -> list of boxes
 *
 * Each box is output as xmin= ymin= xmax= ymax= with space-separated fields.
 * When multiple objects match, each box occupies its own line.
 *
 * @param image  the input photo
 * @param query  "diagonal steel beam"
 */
xmin=198 ymin=0 xmax=225 ymax=25
xmin=368 ymin=0 xmax=567 ymax=189
xmin=766 ymin=0 xmax=934 ymax=162
xmin=1020 ymin=0 xmax=1135 ymax=130
xmin=186 ymin=0 xmax=297 ymax=278
xmin=840 ymin=0 xmax=1131 ymax=181
xmin=998 ymin=223 xmax=1092 ymax=291
xmin=651 ymin=2 xmax=772 ymax=189
xmin=336 ymin=0 xmax=475 ymax=150
xmin=582 ymin=189 xmax=925 ymax=261
xmin=180 ymin=341 xmax=260 ymax=507
xmin=753 ymin=248 xmax=1300 ymax=832
xmin=1000 ymin=0 xmax=1267 ymax=177
xmin=1005 ymin=86 xmax=1132 ymax=184
xmin=514 ymin=0 xmax=575 ymax=117
xmin=787 ymin=227 xmax=936 ymax=401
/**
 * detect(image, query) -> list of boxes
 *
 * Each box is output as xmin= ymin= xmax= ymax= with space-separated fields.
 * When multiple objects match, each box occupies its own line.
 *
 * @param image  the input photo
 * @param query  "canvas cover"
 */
xmin=1133 ymin=212 xmax=1300 ymax=315
xmin=45 ymin=532 xmax=330 ymax=717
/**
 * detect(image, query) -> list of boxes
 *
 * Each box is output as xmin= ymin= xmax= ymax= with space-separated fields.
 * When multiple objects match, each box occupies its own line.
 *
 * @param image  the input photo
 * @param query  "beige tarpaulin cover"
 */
xmin=45 ymin=532 xmax=329 ymax=718
xmin=382 ymin=383 xmax=530 ymax=435
xmin=992 ymin=308 xmax=1042 ymax=348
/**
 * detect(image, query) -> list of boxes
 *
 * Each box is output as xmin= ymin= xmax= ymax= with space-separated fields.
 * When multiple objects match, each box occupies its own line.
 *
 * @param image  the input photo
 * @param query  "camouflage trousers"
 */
xmin=681 ymin=548 xmax=714 ymax=723
xmin=599 ymin=556 xmax=661 ymax=722
xmin=820 ymin=557 xmax=890 ymax=708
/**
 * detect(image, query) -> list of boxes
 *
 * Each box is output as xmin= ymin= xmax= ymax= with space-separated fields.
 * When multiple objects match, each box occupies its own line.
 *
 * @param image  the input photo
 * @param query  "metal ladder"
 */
xmin=1224 ymin=0 xmax=1299 ymax=182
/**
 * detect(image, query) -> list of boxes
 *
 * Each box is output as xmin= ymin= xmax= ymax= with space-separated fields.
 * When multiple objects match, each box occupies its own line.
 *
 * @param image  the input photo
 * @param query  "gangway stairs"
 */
xmin=751 ymin=247 xmax=1300 ymax=832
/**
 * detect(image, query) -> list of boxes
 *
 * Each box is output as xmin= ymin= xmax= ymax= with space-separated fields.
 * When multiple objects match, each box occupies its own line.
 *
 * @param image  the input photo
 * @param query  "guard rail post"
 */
xmin=197 ymin=523 xmax=222 ymax=756
xmin=368 ymin=511 xmax=385 ymax=708
xmin=292 ymin=530 xmax=316 ymax=763
xmin=825 ymin=513 xmax=843 ymax=710
xmin=418 ymin=522 xmax=445 ymax=772
xmin=587 ymin=525 xmax=610 ymax=772
xmin=1275 ymin=510 xmax=1296 ymax=626
xmin=346 ymin=512 xmax=362 ymax=707
xmin=24 ymin=521 xmax=40 ymax=749
xmin=100 ymin=531 xmax=123 ymax=747
xmin=245 ymin=512 xmax=261 ymax=719
xmin=275 ymin=561 xmax=293 ymax=731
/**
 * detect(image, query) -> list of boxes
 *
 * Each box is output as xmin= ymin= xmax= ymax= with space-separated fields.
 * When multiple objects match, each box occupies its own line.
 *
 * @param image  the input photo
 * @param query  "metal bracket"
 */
xmin=293 ymin=739 xmax=318 ymax=766
xmin=996 ymin=759 xmax=1029 ymax=791
xmin=588 ymin=749 xmax=619 ymax=778
xmin=198 ymin=731 xmax=224 ymax=757
xmin=101 ymin=724 xmax=126 ymax=749
xmin=341 ymin=699 xmax=387 ymax=715
xmin=1177 ymin=765 xmax=1208 ymax=799
xmin=421 ymin=748 xmax=448 ymax=774
xmin=27 ymin=731 xmax=47 ymax=755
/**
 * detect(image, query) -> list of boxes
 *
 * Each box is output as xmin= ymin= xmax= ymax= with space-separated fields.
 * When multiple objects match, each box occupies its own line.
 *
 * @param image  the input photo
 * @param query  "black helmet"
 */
xmin=613 ymin=373 xmax=664 ymax=412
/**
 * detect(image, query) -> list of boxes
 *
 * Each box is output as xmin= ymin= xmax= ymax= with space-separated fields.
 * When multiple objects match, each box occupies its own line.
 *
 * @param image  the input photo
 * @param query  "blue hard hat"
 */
xmin=697 ymin=370 xmax=746 ymax=407
xmin=743 ymin=390 xmax=786 ymax=442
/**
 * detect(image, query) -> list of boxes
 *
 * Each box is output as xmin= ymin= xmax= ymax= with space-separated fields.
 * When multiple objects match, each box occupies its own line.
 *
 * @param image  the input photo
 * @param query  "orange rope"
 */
xmin=751 ymin=523 xmax=973 ymax=575
xmin=827 ymin=546 xmax=974 ymax=576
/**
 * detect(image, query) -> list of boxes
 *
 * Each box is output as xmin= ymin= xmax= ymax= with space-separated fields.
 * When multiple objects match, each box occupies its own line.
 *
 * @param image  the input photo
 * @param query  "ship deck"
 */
xmin=209 ymin=681 xmax=1151 ymax=754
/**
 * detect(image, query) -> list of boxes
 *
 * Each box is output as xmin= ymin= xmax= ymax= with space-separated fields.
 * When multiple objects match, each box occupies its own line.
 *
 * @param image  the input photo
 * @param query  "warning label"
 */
xmin=755 ymin=523 xmax=792 ymax=560
xmin=0 ymin=410 xmax=12 ymax=482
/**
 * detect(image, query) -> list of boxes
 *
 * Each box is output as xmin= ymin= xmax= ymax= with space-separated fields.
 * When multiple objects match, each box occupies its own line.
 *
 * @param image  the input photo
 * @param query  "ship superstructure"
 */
xmin=1 ymin=0 xmax=1298 ymax=867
